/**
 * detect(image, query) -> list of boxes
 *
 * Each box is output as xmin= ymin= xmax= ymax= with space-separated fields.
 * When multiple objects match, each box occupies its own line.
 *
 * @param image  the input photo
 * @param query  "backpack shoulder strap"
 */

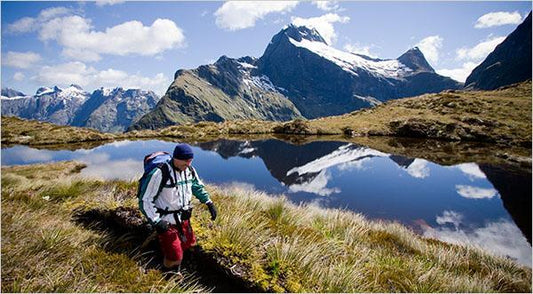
xmin=157 ymin=162 xmax=175 ymax=188
xmin=188 ymin=166 xmax=197 ymax=180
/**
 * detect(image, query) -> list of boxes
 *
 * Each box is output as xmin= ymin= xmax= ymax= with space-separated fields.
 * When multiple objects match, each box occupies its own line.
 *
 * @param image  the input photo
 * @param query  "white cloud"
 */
xmin=33 ymin=61 xmax=171 ymax=96
xmin=7 ymin=17 xmax=37 ymax=34
xmin=38 ymin=16 xmax=185 ymax=61
xmin=291 ymin=13 xmax=350 ymax=45
xmin=436 ymin=62 xmax=478 ymax=83
xmin=475 ymin=11 xmax=523 ymax=28
xmin=436 ymin=36 xmax=505 ymax=82
xmin=455 ymin=185 xmax=498 ymax=199
xmin=95 ymin=0 xmax=126 ymax=7
xmin=405 ymin=158 xmax=430 ymax=179
xmin=415 ymin=35 xmax=443 ymax=65
xmin=6 ymin=7 xmax=72 ymax=34
xmin=343 ymin=43 xmax=378 ymax=58
xmin=8 ymin=7 xmax=185 ymax=61
xmin=13 ymin=72 xmax=25 ymax=81
xmin=39 ymin=6 xmax=72 ymax=20
xmin=214 ymin=1 xmax=298 ymax=31
xmin=6 ymin=7 xmax=73 ymax=34
xmin=312 ymin=1 xmax=342 ymax=12
xmin=456 ymin=36 xmax=505 ymax=61
xmin=2 ymin=51 xmax=42 ymax=69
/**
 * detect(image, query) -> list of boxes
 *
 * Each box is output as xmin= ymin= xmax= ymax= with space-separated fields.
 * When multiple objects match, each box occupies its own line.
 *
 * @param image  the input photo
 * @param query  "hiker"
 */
xmin=138 ymin=143 xmax=217 ymax=271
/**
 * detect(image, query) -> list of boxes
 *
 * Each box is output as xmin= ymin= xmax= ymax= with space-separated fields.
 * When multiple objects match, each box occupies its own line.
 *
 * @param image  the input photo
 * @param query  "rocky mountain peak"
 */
xmin=69 ymin=84 xmax=84 ymax=91
xmin=397 ymin=47 xmax=434 ymax=73
xmin=1 ymin=88 xmax=26 ymax=98
xmin=35 ymin=87 xmax=54 ymax=96
xmin=283 ymin=24 xmax=327 ymax=44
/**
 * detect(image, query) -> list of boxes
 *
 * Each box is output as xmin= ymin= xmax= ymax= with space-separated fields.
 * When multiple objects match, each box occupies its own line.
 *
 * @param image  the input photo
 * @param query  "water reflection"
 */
xmin=1 ymin=138 xmax=531 ymax=266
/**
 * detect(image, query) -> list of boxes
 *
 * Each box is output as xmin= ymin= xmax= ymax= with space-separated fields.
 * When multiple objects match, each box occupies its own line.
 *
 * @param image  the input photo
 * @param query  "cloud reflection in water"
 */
xmin=423 ymin=210 xmax=531 ymax=266
xmin=455 ymin=185 xmax=498 ymax=199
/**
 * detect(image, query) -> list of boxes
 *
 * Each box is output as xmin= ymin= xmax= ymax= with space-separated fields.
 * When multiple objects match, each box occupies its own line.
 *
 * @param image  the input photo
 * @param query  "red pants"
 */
xmin=158 ymin=220 xmax=196 ymax=262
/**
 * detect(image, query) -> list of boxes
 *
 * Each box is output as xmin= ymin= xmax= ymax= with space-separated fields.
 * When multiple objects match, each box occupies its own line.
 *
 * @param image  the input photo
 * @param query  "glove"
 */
xmin=206 ymin=201 xmax=217 ymax=220
xmin=155 ymin=220 xmax=169 ymax=234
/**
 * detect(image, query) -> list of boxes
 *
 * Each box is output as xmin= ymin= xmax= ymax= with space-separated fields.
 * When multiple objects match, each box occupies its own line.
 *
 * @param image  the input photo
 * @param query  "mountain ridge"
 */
xmin=1 ymin=85 xmax=159 ymax=132
xmin=465 ymin=12 xmax=532 ymax=90
xmin=131 ymin=23 xmax=462 ymax=130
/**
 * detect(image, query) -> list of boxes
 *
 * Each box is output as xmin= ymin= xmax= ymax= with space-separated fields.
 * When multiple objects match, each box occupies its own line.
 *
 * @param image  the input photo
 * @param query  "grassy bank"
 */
xmin=1 ymin=161 xmax=207 ymax=292
xmin=3 ymin=81 xmax=531 ymax=148
xmin=2 ymin=161 xmax=531 ymax=292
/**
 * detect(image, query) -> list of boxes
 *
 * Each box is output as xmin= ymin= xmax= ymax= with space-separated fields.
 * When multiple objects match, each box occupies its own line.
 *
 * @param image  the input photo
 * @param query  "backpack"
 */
xmin=137 ymin=151 xmax=175 ymax=200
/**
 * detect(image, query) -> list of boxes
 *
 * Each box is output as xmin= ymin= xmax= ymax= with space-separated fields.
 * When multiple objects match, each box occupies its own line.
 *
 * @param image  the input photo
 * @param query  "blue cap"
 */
xmin=173 ymin=143 xmax=194 ymax=160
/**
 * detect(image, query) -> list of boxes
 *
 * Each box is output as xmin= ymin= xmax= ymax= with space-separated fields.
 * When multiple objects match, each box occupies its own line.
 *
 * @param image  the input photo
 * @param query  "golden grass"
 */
xmin=1 ymin=161 xmax=207 ymax=292
xmin=195 ymin=186 xmax=532 ymax=293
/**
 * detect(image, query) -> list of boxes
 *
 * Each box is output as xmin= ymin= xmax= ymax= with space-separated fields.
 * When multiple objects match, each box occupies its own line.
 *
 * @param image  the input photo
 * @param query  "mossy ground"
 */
xmin=2 ymin=161 xmax=531 ymax=292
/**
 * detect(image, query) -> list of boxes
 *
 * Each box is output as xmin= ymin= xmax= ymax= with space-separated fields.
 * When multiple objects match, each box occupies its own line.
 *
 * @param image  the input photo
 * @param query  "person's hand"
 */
xmin=155 ymin=220 xmax=169 ymax=234
xmin=206 ymin=201 xmax=217 ymax=220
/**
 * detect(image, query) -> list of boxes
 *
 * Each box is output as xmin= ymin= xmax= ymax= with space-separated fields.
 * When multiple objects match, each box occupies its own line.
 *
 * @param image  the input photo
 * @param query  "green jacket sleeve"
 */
xmin=190 ymin=167 xmax=210 ymax=203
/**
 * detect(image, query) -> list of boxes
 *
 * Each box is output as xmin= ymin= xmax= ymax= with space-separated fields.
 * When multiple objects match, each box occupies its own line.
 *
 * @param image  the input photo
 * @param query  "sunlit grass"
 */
xmin=195 ymin=184 xmax=531 ymax=292
xmin=1 ymin=162 xmax=207 ymax=292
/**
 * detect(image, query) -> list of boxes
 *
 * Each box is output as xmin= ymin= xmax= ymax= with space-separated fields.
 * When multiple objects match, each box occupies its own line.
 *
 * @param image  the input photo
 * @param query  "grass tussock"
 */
xmin=194 ymin=185 xmax=531 ymax=292
xmin=2 ymin=161 xmax=531 ymax=292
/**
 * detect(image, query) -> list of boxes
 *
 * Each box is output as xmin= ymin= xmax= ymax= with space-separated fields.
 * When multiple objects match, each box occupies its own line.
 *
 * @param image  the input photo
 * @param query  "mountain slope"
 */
xmin=1 ymin=88 xmax=26 ymax=98
xmin=129 ymin=56 xmax=302 ymax=130
xmin=465 ymin=12 xmax=532 ymax=90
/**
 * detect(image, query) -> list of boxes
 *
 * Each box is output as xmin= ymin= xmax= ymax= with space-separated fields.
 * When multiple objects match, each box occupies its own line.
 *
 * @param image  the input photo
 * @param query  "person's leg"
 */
xmin=158 ymin=226 xmax=184 ymax=270
xmin=181 ymin=219 xmax=196 ymax=251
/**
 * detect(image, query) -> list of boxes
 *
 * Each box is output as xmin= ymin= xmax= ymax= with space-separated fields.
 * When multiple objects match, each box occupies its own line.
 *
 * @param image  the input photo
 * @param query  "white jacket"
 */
xmin=138 ymin=160 xmax=210 ymax=225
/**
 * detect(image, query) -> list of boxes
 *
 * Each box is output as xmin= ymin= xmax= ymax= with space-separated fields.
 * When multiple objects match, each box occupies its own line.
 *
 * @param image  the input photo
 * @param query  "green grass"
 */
xmin=2 ymin=158 xmax=531 ymax=292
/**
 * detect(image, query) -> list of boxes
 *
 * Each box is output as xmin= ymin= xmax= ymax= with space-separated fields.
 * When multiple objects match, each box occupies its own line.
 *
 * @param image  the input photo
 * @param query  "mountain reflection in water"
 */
xmin=1 ymin=138 xmax=531 ymax=266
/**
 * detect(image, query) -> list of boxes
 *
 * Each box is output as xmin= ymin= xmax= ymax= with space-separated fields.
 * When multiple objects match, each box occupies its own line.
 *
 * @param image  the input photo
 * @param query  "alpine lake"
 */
xmin=2 ymin=135 xmax=531 ymax=267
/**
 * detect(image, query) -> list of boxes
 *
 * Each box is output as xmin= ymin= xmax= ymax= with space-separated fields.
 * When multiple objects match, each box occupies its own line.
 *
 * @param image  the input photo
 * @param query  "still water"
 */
xmin=2 ymin=138 xmax=531 ymax=266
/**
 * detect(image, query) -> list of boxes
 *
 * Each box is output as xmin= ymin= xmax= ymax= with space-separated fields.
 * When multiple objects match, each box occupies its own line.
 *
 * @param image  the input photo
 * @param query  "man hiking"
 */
xmin=138 ymin=143 xmax=217 ymax=271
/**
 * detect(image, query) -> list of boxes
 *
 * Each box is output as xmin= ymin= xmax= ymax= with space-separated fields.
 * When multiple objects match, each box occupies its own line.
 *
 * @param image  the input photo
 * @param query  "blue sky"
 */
xmin=1 ymin=1 xmax=531 ymax=96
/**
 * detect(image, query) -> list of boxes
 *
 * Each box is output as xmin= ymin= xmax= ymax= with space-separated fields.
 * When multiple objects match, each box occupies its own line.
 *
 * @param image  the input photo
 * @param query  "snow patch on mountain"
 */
xmin=288 ymin=38 xmax=413 ymax=79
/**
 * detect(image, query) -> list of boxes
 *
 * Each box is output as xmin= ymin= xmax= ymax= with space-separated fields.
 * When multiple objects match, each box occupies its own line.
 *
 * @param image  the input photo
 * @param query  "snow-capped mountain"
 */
xmin=132 ymin=24 xmax=462 ymax=130
xmin=1 ymin=88 xmax=27 ymax=98
xmin=1 ymin=85 xmax=159 ymax=132
xmin=71 ymin=87 xmax=159 ymax=133
xmin=257 ymin=24 xmax=462 ymax=118
xmin=1 ymin=85 xmax=89 ymax=126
